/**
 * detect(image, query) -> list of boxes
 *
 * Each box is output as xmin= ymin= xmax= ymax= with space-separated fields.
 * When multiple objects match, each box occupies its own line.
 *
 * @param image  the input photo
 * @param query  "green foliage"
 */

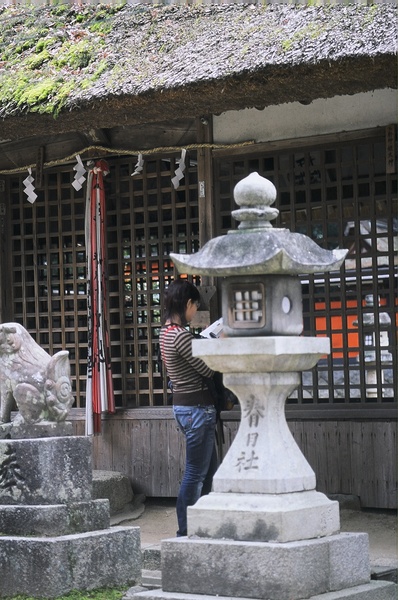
xmin=91 ymin=59 xmax=109 ymax=81
xmin=5 ymin=586 xmax=129 ymax=600
xmin=16 ymin=38 xmax=37 ymax=53
xmin=55 ymin=79 xmax=78 ymax=113
xmin=362 ymin=3 xmax=378 ymax=25
xmin=89 ymin=20 xmax=113 ymax=35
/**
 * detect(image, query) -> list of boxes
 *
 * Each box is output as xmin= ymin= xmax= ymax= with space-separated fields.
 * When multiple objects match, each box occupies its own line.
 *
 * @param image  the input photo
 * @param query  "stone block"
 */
xmin=0 ymin=526 xmax=141 ymax=598
xmin=188 ymin=490 xmax=340 ymax=542
xmin=93 ymin=470 xmax=134 ymax=514
xmin=192 ymin=336 xmax=331 ymax=374
xmin=307 ymin=581 xmax=398 ymax=599
xmin=221 ymin=275 xmax=303 ymax=337
xmin=9 ymin=421 xmax=73 ymax=439
xmin=143 ymin=547 xmax=162 ymax=570
xmin=126 ymin=580 xmax=398 ymax=600
xmin=141 ymin=569 xmax=162 ymax=589
xmin=0 ymin=499 xmax=110 ymax=536
xmin=0 ymin=436 xmax=92 ymax=505
xmin=161 ymin=533 xmax=370 ymax=600
xmin=328 ymin=533 xmax=370 ymax=590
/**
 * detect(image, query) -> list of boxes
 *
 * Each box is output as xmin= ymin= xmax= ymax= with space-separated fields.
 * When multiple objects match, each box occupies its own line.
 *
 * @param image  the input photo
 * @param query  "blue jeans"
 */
xmin=173 ymin=405 xmax=218 ymax=536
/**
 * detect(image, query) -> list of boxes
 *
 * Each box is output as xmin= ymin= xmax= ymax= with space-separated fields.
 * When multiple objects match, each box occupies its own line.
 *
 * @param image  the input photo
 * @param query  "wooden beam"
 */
xmin=35 ymin=146 xmax=45 ymax=189
xmin=212 ymin=127 xmax=385 ymax=158
xmin=79 ymin=128 xmax=111 ymax=146
xmin=196 ymin=115 xmax=219 ymax=313
xmin=196 ymin=115 xmax=214 ymax=246
xmin=0 ymin=178 xmax=11 ymax=322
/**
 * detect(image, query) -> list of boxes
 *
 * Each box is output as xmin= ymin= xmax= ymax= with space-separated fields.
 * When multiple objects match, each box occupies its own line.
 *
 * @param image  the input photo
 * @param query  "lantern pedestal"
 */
xmin=189 ymin=336 xmax=338 ymax=542
xmin=132 ymin=336 xmax=397 ymax=599
xmin=188 ymin=490 xmax=338 ymax=543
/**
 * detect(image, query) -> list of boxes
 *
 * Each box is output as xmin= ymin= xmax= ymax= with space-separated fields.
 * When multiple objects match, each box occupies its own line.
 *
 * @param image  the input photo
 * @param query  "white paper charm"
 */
xmin=171 ymin=149 xmax=187 ymax=189
xmin=131 ymin=153 xmax=144 ymax=176
xmin=23 ymin=168 xmax=38 ymax=204
xmin=72 ymin=155 xmax=87 ymax=191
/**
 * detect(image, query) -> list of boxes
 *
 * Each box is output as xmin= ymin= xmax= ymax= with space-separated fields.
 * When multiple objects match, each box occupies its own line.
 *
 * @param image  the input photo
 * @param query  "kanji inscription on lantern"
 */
xmin=246 ymin=432 xmax=259 ymax=447
xmin=233 ymin=395 xmax=264 ymax=472
xmin=235 ymin=449 xmax=259 ymax=472
xmin=243 ymin=395 xmax=265 ymax=427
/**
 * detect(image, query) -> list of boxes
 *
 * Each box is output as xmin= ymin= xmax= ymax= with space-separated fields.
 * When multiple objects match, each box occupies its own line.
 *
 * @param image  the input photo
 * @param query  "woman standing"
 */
xmin=160 ymin=279 xmax=218 ymax=537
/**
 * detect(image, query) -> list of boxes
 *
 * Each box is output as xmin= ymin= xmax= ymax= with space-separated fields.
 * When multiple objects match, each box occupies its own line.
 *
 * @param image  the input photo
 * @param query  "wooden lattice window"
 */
xmin=9 ymin=169 xmax=87 ymax=404
xmin=8 ymin=153 xmax=199 ymax=408
xmin=106 ymin=155 xmax=199 ymax=407
xmin=214 ymin=134 xmax=397 ymax=407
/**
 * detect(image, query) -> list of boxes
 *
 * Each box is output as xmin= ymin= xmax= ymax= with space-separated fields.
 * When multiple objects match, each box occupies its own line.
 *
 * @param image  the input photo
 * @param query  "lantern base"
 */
xmin=132 ymin=532 xmax=397 ymax=600
xmin=187 ymin=489 xmax=339 ymax=543
xmin=132 ymin=581 xmax=397 ymax=600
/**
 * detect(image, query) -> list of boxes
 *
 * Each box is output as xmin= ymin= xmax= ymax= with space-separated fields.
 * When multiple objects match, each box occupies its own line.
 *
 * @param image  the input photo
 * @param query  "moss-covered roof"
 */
xmin=0 ymin=2 xmax=396 ymax=138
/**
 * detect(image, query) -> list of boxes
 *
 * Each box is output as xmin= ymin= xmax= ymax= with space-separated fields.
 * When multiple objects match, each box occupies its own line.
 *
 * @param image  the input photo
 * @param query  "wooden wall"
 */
xmin=72 ymin=408 xmax=186 ymax=497
xmin=70 ymin=408 xmax=397 ymax=509
xmin=221 ymin=417 xmax=397 ymax=509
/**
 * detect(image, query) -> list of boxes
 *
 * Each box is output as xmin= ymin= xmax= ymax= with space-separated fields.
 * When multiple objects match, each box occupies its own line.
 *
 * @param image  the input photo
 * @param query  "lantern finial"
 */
xmin=232 ymin=172 xmax=279 ymax=230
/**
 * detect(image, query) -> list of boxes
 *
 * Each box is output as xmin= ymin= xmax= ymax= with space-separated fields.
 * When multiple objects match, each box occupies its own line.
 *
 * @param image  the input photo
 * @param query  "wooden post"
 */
xmin=0 ymin=177 xmax=10 ymax=322
xmin=196 ymin=115 xmax=214 ymax=247
xmin=36 ymin=146 xmax=45 ymax=189
xmin=196 ymin=116 xmax=218 ymax=318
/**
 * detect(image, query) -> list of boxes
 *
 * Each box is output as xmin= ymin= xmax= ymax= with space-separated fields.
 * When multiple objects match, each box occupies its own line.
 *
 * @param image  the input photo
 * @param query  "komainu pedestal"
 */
xmin=0 ymin=322 xmax=141 ymax=597
xmin=0 ymin=435 xmax=141 ymax=598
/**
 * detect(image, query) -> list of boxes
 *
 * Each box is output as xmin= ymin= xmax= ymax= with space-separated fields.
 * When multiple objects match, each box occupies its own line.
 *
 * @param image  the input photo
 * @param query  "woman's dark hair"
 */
xmin=163 ymin=279 xmax=200 ymax=325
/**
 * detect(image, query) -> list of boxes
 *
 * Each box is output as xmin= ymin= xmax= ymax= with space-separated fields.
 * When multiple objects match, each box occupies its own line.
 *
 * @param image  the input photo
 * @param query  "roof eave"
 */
xmin=0 ymin=54 xmax=395 ymax=141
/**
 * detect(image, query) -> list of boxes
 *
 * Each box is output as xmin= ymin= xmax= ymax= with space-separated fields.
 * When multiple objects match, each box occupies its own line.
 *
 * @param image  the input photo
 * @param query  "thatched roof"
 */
xmin=0 ymin=2 xmax=396 ymax=139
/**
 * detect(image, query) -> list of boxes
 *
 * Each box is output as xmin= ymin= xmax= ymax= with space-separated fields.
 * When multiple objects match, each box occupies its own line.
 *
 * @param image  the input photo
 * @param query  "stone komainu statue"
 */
xmin=0 ymin=323 xmax=74 ymax=425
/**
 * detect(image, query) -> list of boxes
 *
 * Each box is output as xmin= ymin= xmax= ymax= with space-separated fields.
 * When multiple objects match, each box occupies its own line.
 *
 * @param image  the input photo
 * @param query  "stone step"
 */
xmin=124 ymin=581 xmax=398 ymax=600
xmin=371 ymin=566 xmax=397 ymax=584
xmin=142 ymin=569 xmax=162 ymax=589
xmin=0 ymin=526 xmax=141 ymax=598
xmin=92 ymin=470 xmax=136 ymax=515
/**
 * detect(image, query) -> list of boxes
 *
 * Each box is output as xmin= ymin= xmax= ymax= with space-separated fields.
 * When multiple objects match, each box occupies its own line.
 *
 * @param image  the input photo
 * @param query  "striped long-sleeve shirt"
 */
xmin=159 ymin=324 xmax=214 ymax=395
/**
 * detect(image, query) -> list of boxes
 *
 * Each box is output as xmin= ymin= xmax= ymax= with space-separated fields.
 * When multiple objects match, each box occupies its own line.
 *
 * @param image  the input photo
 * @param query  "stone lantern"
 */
xmin=135 ymin=173 xmax=396 ymax=600
xmin=170 ymin=171 xmax=348 ymax=535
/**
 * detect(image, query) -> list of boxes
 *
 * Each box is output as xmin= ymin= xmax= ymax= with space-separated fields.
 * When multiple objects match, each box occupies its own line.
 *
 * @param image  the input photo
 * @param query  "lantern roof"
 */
xmin=170 ymin=172 xmax=348 ymax=276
